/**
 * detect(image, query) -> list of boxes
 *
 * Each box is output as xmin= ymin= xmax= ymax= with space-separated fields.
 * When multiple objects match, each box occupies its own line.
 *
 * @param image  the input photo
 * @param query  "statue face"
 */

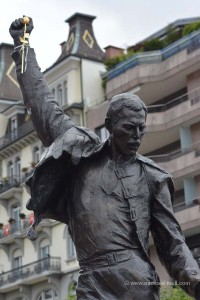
xmin=111 ymin=107 xmax=146 ymax=157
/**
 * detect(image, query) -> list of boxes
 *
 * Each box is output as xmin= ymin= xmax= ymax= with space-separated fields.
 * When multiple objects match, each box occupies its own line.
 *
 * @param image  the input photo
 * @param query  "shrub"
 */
xmin=143 ymin=38 xmax=164 ymax=51
xmin=182 ymin=21 xmax=200 ymax=36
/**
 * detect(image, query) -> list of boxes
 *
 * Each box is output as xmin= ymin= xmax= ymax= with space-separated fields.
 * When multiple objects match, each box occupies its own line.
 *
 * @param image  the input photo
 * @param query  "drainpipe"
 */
xmin=80 ymin=58 xmax=85 ymax=126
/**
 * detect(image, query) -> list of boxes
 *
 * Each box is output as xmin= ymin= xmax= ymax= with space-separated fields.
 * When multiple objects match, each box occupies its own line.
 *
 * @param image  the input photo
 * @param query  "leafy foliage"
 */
xmin=103 ymin=21 xmax=200 ymax=72
xmin=182 ymin=21 xmax=200 ymax=36
xmin=104 ymin=49 xmax=135 ymax=71
xmin=142 ymin=38 xmax=163 ymax=51
xmin=160 ymin=285 xmax=193 ymax=300
xmin=67 ymin=281 xmax=77 ymax=300
xmin=162 ymin=25 xmax=182 ymax=47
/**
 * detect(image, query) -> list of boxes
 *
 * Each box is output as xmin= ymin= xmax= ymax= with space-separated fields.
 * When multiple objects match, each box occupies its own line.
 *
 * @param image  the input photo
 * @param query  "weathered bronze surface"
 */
xmin=9 ymin=18 xmax=200 ymax=299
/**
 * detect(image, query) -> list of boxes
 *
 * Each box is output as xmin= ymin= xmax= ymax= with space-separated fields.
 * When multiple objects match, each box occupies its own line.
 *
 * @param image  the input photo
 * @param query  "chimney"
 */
xmin=104 ymin=45 xmax=124 ymax=59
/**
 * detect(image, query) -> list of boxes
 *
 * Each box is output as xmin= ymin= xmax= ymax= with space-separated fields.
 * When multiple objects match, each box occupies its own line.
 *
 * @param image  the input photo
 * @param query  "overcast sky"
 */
xmin=1 ymin=0 xmax=200 ymax=70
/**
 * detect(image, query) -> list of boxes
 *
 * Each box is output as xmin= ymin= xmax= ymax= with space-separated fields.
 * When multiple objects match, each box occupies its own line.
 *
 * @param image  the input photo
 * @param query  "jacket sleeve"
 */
xmin=151 ymin=175 xmax=200 ymax=298
xmin=12 ymin=48 xmax=74 ymax=147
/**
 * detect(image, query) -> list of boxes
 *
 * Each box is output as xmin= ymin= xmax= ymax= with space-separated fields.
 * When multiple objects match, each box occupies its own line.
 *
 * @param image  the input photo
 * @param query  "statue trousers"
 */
xmin=77 ymin=249 xmax=160 ymax=300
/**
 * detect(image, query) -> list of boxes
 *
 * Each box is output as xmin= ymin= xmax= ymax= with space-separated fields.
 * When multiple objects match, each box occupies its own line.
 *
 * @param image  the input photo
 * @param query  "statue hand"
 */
xmin=9 ymin=16 xmax=34 ymax=47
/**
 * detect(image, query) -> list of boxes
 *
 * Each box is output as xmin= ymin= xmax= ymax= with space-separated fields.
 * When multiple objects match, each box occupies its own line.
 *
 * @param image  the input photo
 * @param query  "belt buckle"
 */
xmin=106 ymin=253 xmax=117 ymax=266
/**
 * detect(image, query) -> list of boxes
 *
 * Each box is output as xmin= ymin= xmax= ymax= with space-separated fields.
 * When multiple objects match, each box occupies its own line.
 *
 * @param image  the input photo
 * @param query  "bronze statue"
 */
xmin=9 ymin=17 xmax=200 ymax=299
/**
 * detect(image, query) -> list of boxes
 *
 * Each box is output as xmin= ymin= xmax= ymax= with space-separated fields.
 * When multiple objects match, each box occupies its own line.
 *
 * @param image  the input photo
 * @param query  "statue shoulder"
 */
xmin=137 ymin=154 xmax=168 ymax=174
xmin=137 ymin=153 xmax=174 ymax=181
xmin=137 ymin=154 xmax=175 ymax=203
xmin=74 ymin=126 xmax=101 ymax=144
xmin=137 ymin=154 xmax=174 ymax=194
xmin=36 ymin=125 xmax=102 ymax=166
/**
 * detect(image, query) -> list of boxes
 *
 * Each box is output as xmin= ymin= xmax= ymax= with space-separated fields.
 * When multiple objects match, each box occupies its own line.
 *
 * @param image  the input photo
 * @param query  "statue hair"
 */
xmin=106 ymin=93 xmax=147 ymax=123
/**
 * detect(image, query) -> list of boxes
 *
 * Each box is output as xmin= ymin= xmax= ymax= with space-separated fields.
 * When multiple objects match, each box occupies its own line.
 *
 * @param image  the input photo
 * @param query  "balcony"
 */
xmin=0 ymin=121 xmax=37 ymax=159
xmin=174 ymin=199 xmax=200 ymax=236
xmin=173 ymin=197 xmax=200 ymax=212
xmin=0 ymin=256 xmax=61 ymax=292
xmin=0 ymin=175 xmax=22 ymax=194
xmin=0 ymin=121 xmax=34 ymax=150
xmin=0 ymin=176 xmax=23 ymax=208
xmin=0 ymin=215 xmax=34 ymax=244
xmin=146 ymin=87 xmax=200 ymax=132
xmin=148 ymin=140 xmax=200 ymax=178
xmin=105 ymin=30 xmax=200 ymax=81
xmin=105 ymin=30 xmax=200 ymax=101
xmin=147 ymin=91 xmax=188 ymax=113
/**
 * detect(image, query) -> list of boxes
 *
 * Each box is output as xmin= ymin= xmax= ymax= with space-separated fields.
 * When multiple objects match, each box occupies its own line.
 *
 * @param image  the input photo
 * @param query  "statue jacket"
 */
xmin=12 ymin=48 xmax=200 ymax=298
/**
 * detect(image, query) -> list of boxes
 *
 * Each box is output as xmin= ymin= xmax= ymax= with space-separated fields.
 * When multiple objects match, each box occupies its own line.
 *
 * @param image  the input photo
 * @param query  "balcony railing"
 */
xmin=147 ymin=87 xmax=200 ymax=113
xmin=0 ymin=256 xmax=61 ymax=287
xmin=0 ymin=120 xmax=34 ymax=151
xmin=148 ymin=140 xmax=200 ymax=163
xmin=0 ymin=215 xmax=34 ymax=240
xmin=105 ymin=30 xmax=200 ymax=80
xmin=0 ymin=175 xmax=23 ymax=194
xmin=173 ymin=197 xmax=200 ymax=213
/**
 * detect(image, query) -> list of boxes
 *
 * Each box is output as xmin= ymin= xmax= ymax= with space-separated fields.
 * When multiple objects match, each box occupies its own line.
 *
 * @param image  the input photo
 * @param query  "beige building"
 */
xmin=86 ymin=17 xmax=200 ymax=282
xmin=0 ymin=13 xmax=105 ymax=300
xmin=1 ymin=13 xmax=200 ymax=299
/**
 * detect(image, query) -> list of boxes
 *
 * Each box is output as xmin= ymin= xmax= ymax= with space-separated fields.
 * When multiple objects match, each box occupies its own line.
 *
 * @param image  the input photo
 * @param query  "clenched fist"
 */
xmin=9 ymin=17 xmax=34 ymax=47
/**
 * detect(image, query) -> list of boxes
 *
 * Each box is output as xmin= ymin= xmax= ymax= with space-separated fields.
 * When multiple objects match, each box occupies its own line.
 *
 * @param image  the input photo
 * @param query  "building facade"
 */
xmin=0 ymin=14 xmax=105 ymax=300
xmin=1 ymin=13 xmax=200 ymax=299
xmin=86 ymin=17 xmax=200 ymax=282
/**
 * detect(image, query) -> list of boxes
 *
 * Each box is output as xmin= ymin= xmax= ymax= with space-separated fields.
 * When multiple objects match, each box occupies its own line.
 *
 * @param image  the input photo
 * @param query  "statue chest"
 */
xmin=70 ymin=157 xmax=150 ymax=225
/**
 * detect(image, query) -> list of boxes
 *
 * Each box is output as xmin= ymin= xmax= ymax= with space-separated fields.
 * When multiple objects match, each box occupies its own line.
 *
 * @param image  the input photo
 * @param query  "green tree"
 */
xmin=161 ymin=285 xmax=193 ymax=300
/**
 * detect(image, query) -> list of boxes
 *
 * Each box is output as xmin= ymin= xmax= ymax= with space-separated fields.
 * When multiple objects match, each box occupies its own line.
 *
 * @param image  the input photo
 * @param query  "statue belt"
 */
xmin=79 ymin=249 xmax=140 ymax=272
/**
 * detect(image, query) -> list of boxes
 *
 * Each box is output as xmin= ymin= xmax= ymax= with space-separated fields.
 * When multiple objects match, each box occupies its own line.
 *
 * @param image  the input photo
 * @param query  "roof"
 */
xmin=65 ymin=12 xmax=96 ymax=23
xmin=144 ymin=17 xmax=200 ymax=42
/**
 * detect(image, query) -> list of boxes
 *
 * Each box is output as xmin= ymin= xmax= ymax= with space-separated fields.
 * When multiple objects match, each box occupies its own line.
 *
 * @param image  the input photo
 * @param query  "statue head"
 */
xmin=105 ymin=93 xmax=147 ymax=157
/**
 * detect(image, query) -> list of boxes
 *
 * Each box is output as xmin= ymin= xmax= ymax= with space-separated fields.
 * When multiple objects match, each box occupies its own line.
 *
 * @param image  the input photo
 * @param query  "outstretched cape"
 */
xmin=25 ymin=125 xmax=102 ymax=239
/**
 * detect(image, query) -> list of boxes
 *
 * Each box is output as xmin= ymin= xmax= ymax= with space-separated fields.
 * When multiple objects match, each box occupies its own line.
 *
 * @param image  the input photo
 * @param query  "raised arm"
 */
xmin=9 ymin=17 xmax=74 ymax=147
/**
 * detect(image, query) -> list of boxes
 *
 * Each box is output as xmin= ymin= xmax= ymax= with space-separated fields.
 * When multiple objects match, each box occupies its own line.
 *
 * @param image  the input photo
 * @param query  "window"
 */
xmin=40 ymin=245 xmax=50 ymax=259
xmin=67 ymin=233 xmax=76 ymax=260
xmin=11 ymin=116 xmax=18 ymax=139
xmin=64 ymin=81 xmax=68 ymax=104
xmin=37 ymin=289 xmax=58 ymax=300
xmin=57 ymin=84 xmax=63 ymax=106
xmin=15 ymin=157 xmax=21 ymax=180
xmin=13 ymin=256 xmax=22 ymax=269
xmin=7 ymin=161 xmax=14 ymax=179
xmin=12 ymin=249 xmax=22 ymax=269
xmin=0 ymin=160 xmax=2 ymax=178
xmin=7 ymin=155 xmax=21 ymax=184
xmin=11 ymin=203 xmax=21 ymax=231
xmin=33 ymin=146 xmax=40 ymax=164
xmin=39 ymin=239 xmax=50 ymax=259
xmin=52 ymin=88 xmax=55 ymax=97
xmin=96 ymin=126 xmax=109 ymax=142
xmin=12 ymin=204 xmax=21 ymax=221
xmin=39 ymin=239 xmax=50 ymax=270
